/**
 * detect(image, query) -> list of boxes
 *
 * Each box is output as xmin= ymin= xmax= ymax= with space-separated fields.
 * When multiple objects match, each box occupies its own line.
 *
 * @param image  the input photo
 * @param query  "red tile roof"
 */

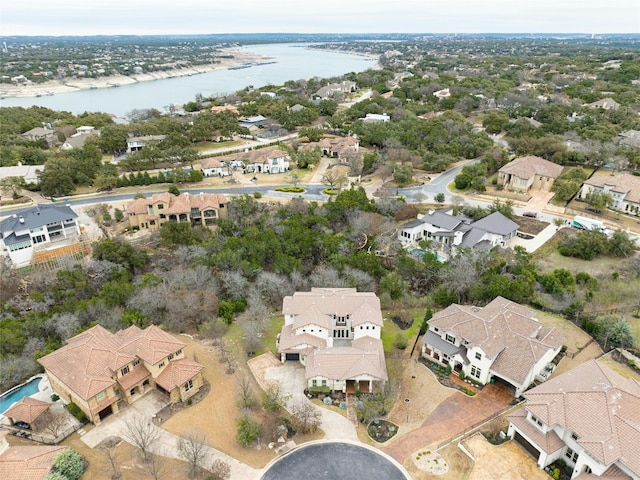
xmin=155 ymin=358 xmax=203 ymax=391
xmin=0 ymin=444 xmax=67 ymax=480
xmin=3 ymin=397 xmax=51 ymax=424
xmin=524 ymin=360 xmax=640 ymax=477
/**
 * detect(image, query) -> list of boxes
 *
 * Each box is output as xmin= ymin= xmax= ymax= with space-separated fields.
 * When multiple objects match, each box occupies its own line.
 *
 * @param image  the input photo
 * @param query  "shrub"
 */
xmin=51 ymin=449 xmax=83 ymax=480
xmin=459 ymin=371 xmax=465 ymax=381
xmin=323 ymin=188 xmax=338 ymax=195
xmin=51 ymin=393 xmax=59 ymax=401
xmin=393 ymin=333 xmax=408 ymax=350
xmin=65 ymin=402 xmax=87 ymax=423
xmin=236 ymin=414 xmax=261 ymax=447
xmin=308 ymin=386 xmax=331 ymax=395
xmin=253 ymin=191 xmax=262 ymax=199
xmin=275 ymin=186 xmax=304 ymax=193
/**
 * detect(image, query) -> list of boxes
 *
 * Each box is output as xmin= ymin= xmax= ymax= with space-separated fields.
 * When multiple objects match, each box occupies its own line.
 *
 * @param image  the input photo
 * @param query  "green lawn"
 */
xmin=381 ymin=309 xmax=424 ymax=354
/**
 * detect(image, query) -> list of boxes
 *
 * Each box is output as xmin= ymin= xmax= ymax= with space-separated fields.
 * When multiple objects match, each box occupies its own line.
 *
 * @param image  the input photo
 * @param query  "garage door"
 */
xmin=285 ymin=353 xmax=300 ymax=361
xmin=98 ymin=405 xmax=113 ymax=420
xmin=513 ymin=431 xmax=541 ymax=460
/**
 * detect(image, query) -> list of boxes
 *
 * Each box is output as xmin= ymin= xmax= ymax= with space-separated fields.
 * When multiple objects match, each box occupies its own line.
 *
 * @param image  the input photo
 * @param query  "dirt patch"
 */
xmin=597 ymin=351 xmax=640 ymax=381
xmin=387 ymin=356 xmax=454 ymax=434
xmin=403 ymin=442 xmax=472 ymax=480
xmin=535 ymin=310 xmax=594 ymax=354
xmin=161 ymin=335 xmax=276 ymax=468
xmin=464 ymin=433 xmax=549 ymax=480
xmin=413 ymin=450 xmax=449 ymax=475
xmin=515 ymin=216 xmax=549 ymax=236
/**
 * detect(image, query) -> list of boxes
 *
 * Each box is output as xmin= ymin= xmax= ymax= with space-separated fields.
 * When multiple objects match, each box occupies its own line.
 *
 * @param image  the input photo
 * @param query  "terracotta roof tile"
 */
xmin=155 ymin=358 xmax=203 ymax=391
xmin=38 ymin=325 xmax=191 ymax=401
xmin=2 ymin=397 xmax=51 ymax=423
xmin=523 ymin=360 xmax=640 ymax=477
xmin=429 ymin=297 xmax=564 ymax=385
xmin=0 ymin=445 xmax=67 ymax=480
xmin=499 ymin=156 xmax=563 ymax=180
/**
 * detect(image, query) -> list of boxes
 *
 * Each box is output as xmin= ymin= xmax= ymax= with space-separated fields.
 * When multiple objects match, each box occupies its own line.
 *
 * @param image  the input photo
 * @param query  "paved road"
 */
xmin=259 ymin=441 xmax=410 ymax=480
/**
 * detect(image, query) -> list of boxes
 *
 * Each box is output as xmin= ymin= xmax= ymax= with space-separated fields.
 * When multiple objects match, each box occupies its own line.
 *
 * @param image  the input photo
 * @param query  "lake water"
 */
xmin=0 ymin=44 xmax=377 ymax=117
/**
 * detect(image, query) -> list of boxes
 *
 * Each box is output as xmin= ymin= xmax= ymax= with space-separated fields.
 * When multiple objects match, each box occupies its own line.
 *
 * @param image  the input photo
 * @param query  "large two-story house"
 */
xmin=0 ymin=204 xmax=84 ymax=268
xmin=579 ymin=173 xmax=640 ymax=217
xmin=240 ymin=146 xmax=290 ymax=174
xmin=125 ymin=135 xmax=166 ymax=153
xmin=399 ymin=210 xmax=519 ymax=254
xmin=38 ymin=325 xmax=204 ymax=424
xmin=498 ymin=156 xmax=564 ymax=193
xmin=507 ymin=359 xmax=640 ymax=479
xmin=126 ymin=192 xmax=227 ymax=231
xmin=277 ymin=288 xmax=388 ymax=394
xmin=317 ymin=136 xmax=359 ymax=161
xmin=421 ymin=296 xmax=564 ymax=397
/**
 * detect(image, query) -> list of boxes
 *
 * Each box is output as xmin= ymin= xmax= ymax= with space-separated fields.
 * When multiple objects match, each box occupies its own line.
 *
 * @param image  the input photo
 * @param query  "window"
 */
xmin=168 ymin=354 xmax=174 ymax=361
xmin=150 ymin=220 xmax=156 ymax=226
xmin=185 ymin=380 xmax=193 ymax=392
xmin=470 ymin=366 xmax=481 ymax=379
xmin=157 ymin=204 xmax=164 ymax=210
xmin=130 ymin=388 xmax=136 ymax=396
xmin=530 ymin=414 xmax=543 ymax=427
xmin=565 ymin=448 xmax=578 ymax=463
xmin=571 ymin=432 xmax=578 ymax=441
xmin=96 ymin=391 xmax=105 ymax=401
xmin=445 ymin=334 xmax=456 ymax=344
xmin=321 ymin=379 xmax=327 ymax=387
xmin=121 ymin=366 xmax=130 ymax=376
xmin=475 ymin=352 xmax=482 ymax=360
xmin=312 ymin=379 xmax=317 ymax=387
xmin=176 ymin=349 xmax=182 ymax=356
xmin=133 ymin=359 xmax=140 ymax=367
xmin=434 ymin=327 xmax=439 ymax=332
xmin=158 ymin=362 xmax=165 ymax=368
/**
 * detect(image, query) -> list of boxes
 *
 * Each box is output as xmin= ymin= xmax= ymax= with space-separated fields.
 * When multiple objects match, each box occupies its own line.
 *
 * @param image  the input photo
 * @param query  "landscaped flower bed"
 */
xmin=367 ymin=419 xmax=398 ymax=443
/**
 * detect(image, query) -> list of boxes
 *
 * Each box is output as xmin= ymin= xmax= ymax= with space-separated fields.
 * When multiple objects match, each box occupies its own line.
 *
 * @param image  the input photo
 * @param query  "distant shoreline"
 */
xmin=0 ymin=48 xmax=271 ymax=99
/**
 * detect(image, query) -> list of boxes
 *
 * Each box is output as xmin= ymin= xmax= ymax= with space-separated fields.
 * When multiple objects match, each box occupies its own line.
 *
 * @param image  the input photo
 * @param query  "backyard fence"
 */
xmin=436 ymin=400 xmax=525 ymax=451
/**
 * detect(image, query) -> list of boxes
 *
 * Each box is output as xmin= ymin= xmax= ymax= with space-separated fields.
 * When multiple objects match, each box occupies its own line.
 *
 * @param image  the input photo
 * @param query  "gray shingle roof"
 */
xmin=0 ymin=204 xmax=78 ymax=236
xmin=471 ymin=212 xmax=519 ymax=236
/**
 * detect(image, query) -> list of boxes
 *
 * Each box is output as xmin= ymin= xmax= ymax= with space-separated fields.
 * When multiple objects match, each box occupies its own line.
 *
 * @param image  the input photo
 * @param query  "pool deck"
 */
xmin=0 ymin=374 xmax=51 ymax=423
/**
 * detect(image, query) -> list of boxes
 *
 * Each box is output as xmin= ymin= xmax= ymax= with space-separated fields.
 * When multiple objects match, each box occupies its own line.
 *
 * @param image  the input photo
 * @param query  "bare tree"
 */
xmin=123 ymin=416 xmax=159 ymax=462
xmin=199 ymin=318 xmax=228 ymax=347
xmin=262 ymin=382 xmax=288 ymax=413
xmin=321 ymin=169 xmax=346 ymax=190
xmin=138 ymin=451 xmax=170 ymax=480
xmin=209 ymin=459 xmax=231 ymax=480
xmin=236 ymin=371 xmax=259 ymax=410
xmin=42 ymin=409 xmax=68 ymax=438
xmin=290 ymin=401 xmax=321 ymax=434
xmin=98 ymin=437 xmax=122 ymax=480
xmin=177 ymin=430 xmax=210 ymax=478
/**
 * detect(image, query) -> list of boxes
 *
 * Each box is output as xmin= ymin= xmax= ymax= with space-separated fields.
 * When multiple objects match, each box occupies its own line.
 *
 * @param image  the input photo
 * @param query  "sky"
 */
xmin=1 ymin=0 xmax=639 ymax=36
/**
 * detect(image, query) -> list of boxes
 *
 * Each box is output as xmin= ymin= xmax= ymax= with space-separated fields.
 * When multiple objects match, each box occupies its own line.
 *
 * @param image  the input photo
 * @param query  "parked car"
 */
xmin=522 ymin=211 xmax=538 ymax=218
xmin=14 ymin=421 xmax=30 ymax=429
xmin=585 ymin=206 xmax=602 ymax=214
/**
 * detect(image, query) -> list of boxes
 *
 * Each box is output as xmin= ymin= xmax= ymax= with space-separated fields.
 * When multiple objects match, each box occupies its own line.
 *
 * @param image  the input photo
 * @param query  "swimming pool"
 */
xmin=0 ymin=377 xmax=42 ymax=414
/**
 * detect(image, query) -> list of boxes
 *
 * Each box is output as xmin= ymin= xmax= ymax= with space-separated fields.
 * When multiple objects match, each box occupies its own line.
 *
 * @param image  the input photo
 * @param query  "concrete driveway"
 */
xmin=264 ymin=362 xmax=359 ymax=442
xmin=80 ymin=390 xmax=259 ymax=480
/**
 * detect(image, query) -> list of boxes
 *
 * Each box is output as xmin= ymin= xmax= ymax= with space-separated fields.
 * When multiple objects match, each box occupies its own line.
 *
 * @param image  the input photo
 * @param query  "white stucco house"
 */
xmin=277 ymin=288 xmax=388 ymax=394
xmin=507 ymin=359 xmax=640 ymax=479
xmin=399 ymin=209 xmax=519 ymax=253
xmin=421 ymin=296 xmax=565 ymax=397
xmin=0 ymin=204 xmax=83 ymax=267
xmin=579 ymin=173 xmax=640 ymax=217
